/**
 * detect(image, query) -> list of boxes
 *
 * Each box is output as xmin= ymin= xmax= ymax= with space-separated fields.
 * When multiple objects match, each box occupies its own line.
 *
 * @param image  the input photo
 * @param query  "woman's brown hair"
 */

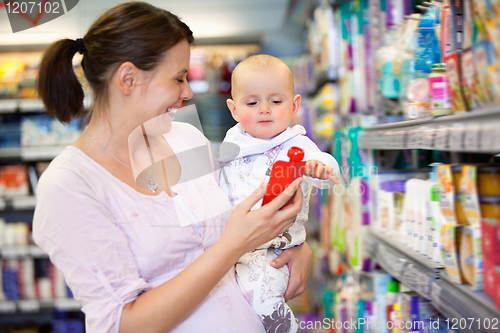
xmin=37 ymin=1 xmax=194 ymax=123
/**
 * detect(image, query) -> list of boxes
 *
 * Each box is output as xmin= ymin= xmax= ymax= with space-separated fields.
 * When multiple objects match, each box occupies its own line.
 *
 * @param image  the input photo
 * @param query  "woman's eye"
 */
xmin=177 ymin=79 xmax=185 ymax=83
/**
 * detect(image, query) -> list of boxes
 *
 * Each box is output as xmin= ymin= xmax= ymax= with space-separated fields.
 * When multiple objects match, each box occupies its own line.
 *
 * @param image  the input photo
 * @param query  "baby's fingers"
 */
xmin=305 ymin=160 xmax=317 ymax=177
xmin=326 ymin=166 xmax=340 ymax=184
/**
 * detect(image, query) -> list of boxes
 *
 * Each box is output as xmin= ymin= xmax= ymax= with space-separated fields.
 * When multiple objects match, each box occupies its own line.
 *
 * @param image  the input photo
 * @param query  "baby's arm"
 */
xmin=293 ymin=136 xmax=341 ymax=189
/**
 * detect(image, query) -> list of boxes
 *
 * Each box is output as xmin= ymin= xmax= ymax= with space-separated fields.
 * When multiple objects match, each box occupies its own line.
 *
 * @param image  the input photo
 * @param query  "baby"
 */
xmin=219 ymin=54 xmax=340 ymax=333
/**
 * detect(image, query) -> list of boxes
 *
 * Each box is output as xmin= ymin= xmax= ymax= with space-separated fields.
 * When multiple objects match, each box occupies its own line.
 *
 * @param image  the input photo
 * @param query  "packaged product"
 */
xmin=483 ymin=255 xmax=500 ymax=306
xmin=479 ymin=196 xmax=500 ymax=265
xmin=481 ymin=218 xmax=500 ymax=264
xmin=0 ymin=165 xmax=29 ymax=197
xmin=402 ymin=292 xmax=438 ymax=331
xmin=444 ymin=53 xmax=467 ymax=112
xmin=438 ymin=165 xmax=466 ymax=225
xmin=429 ymin=185 xmax=444 ymax=264
xmin=477 ymin=166 xmax=500 ymax=196
xmin=460 ymin=49 xmax=482 ymax=110
xmin=459 ymin=225 xmax=483 ymax=290
xmin=460 ymin=165 xmax=482 ymax=226
xmin=473 ymin=40 xmax=496 ymax=106
xmin=429 ymin=64 xmax=452 ymax=116
xmin=441 ymin=224 xmax=465 ymax=284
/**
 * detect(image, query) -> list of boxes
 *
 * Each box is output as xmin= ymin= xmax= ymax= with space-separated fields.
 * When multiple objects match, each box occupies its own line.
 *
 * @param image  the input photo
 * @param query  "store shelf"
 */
xmin=307 ymin=67 xmax=338 ymax=96
xmin=0 ymin=99 xmax=44 ymax=113
xmin=0 ymin=245 xmax=47 ymax=258
xmin=368 ymin=229 xmax=500 ymax=333
xmin=0 ymin=146 xmax=69 ymax=161
xmin=0 ymin=148 xmax=21 ymax=158
xmin=0 ymin=298 xmax=81 ymax=314
xmin=0 ymin=195 xmax=36 ymax=211
xmin=0 ymin=97 xmax=92 ymax=113
xmin=358 ymin=105 xmax=500 ymax=152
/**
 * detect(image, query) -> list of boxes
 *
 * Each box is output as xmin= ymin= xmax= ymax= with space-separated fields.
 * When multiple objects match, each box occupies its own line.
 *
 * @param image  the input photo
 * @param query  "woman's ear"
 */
xmin=226 ymin=98 xmax=239 ymax=122
xmin=116 ymin=62 xmax=138 ymax=95
xmin=292 ymin=94 xmax=302 ymax=115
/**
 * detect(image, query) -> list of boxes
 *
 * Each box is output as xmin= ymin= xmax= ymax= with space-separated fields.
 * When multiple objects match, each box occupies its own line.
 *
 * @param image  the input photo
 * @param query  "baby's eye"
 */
xmin=272 ymin=100 xmax=282 ymax=104
xmin=247 ymin=102 xmax=257 ymax=106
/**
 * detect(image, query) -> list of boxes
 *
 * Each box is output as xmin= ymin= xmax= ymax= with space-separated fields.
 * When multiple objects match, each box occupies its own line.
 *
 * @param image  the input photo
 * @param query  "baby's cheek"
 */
xmin=238 ymin=113 xmax=254 ymax=128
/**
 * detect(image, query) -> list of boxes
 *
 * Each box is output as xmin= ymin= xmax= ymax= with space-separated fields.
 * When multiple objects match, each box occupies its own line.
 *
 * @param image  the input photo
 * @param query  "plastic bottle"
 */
xmin=385 ymin=280 xmax=400 ymax=324
xmin=429 ymin=184 xmax=444 ymax=264
xmin=390 ymin=303 xmax=404 ymax=333
xmin=414 ymin=5 xmax=441 ymax=74
xmin=429 ymin=63 xmax=453 ymax=116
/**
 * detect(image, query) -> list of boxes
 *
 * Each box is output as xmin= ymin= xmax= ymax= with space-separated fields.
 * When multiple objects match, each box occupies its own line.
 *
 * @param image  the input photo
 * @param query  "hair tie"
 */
xmin=76 ymin=38 xmax=85 ymax=55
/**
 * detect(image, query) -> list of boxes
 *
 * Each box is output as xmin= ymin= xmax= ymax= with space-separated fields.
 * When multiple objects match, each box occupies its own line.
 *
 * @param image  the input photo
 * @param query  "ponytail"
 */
xmin=37 ymin=39 xmax=85 ymax=124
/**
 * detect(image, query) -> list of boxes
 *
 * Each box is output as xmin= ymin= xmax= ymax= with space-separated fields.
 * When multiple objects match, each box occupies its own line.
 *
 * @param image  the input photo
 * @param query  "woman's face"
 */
xmin=138 ymin=39 xmax=193 ymax=135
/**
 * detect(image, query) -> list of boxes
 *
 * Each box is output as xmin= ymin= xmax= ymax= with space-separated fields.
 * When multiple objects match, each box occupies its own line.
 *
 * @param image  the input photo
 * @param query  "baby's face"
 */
xmin=229 ymin=67 xmax=300 ymax=139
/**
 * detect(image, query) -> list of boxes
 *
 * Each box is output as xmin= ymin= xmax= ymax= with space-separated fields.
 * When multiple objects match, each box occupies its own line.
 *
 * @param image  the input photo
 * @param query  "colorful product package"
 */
xmin=459 ymin=225 xmax=483 ymax=290
xmin=441 ymin=224 xmax=465 ymax=284
xmin=483 ymin=255 xmax=500 ymax=307
xmin=438 ymin=165 xmax=458 ymax=225
xmin=0 ymin=165 xmax=29 ymax=197
xmin=402 ymin=292 xmax=438 ymax=333
xmin=462 ymin=0 xmax=474 ymax=50
xmin=444 ymin=53 xmax=468 ymax=112
xmin=481 ymin=218 xmax=500 ymax=264
xmin=460 ymin=165 xmax=482 ymax=226
xmin=473 ymin=40 xmax=497 ymax=106
xmin=461 ymin=49 xmax=482 ymax=110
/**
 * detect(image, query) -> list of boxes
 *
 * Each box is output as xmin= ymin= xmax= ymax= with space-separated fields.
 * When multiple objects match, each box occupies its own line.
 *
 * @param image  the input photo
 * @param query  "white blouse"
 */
xmin=33 ymin=122 xmax=265 ymax=333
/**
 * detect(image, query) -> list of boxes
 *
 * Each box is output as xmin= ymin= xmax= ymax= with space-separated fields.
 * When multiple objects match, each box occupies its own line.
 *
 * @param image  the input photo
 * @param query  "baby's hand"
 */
xmin=304 ymin=160 xmax=340 ymax=184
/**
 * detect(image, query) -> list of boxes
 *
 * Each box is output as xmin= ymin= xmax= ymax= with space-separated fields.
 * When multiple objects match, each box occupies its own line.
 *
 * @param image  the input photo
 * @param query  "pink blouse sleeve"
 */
xmin=33 ymin=168 xmax=152 ymax=333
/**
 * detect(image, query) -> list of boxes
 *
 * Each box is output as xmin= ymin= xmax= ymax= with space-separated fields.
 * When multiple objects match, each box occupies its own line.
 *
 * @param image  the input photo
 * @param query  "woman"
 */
xmin=33 ymin=2 xmax=312 ymax=333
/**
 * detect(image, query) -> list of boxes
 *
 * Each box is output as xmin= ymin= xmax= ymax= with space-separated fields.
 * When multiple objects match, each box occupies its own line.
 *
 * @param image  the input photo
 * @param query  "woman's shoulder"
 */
xmin=37 ymin=146 xmax=106 ymax=193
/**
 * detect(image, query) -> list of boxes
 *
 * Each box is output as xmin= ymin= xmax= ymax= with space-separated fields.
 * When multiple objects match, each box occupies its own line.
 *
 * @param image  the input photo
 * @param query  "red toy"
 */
xmin=262 ymin=147 xmax=306 ymax=206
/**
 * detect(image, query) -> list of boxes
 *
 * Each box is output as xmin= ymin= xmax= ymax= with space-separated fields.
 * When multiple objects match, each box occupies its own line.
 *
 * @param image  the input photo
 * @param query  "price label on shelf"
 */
xmin=434 ymin=126 xmax=450 ymax=150
xmin=464 ymin=123 xmax=481 ymax=151
xmin=0 ymin=301 xmax=16 ymax=313
xmin=421 ymin=126 xmax=436 ymax=149
xmin=449 ymin=123 xmax=465 ymax=151
xmin=394 ymin=130 xmax=407 ymax=149
xmin=18 ymin=299 xmax=40 ymax=313
xmin=406 ymin=129 xmax=417 ymax=149
xmin=481 ymin=120 xmax=500 ymax=152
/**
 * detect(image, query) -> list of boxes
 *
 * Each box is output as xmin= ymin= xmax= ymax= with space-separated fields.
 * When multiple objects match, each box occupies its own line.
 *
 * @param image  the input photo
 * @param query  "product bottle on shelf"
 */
xmin=385 ymin=280 xmax=400 ymax=325
xmin=390 ymin=302 xmax=404 ymax=333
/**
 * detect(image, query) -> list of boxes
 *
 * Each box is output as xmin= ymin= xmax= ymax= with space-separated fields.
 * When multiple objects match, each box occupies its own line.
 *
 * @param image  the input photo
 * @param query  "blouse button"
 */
xmin=190 ymin=205 xmax=196 ymax=210
xmin=198 ymin=244 xmax=204 ymax=250
xmin=131 ymin=211 xmax=139 ymax=217
xmin=92 ymin=266 xmax=98 ymax=273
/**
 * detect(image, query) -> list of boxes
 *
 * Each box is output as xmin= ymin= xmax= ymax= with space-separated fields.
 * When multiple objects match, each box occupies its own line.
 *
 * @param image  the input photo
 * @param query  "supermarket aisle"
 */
xmin=0 ymin=0 xmax=499 ymax=332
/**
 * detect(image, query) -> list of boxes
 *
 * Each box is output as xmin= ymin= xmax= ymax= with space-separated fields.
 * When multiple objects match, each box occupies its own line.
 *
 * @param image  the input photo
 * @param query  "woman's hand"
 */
xmin=220 ymin=178 xmax=303 ymax=257
xmin=270 ymin=242 xmax=312 ymax=301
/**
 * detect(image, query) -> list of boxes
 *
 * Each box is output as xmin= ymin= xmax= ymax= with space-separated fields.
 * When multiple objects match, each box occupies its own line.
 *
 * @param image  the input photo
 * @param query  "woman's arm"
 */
xmin=119 ymin=179 xmax=303 ymax=333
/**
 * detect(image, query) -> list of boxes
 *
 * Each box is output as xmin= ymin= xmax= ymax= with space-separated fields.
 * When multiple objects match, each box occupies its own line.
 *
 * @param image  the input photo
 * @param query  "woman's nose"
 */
xmin=181 ymin=82 xmax=193 ymax=100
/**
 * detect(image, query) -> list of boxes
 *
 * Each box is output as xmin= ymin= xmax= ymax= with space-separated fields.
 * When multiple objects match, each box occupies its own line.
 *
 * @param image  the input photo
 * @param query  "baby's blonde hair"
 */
xmin=231 ymin=54 xmax=295 ymax=98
